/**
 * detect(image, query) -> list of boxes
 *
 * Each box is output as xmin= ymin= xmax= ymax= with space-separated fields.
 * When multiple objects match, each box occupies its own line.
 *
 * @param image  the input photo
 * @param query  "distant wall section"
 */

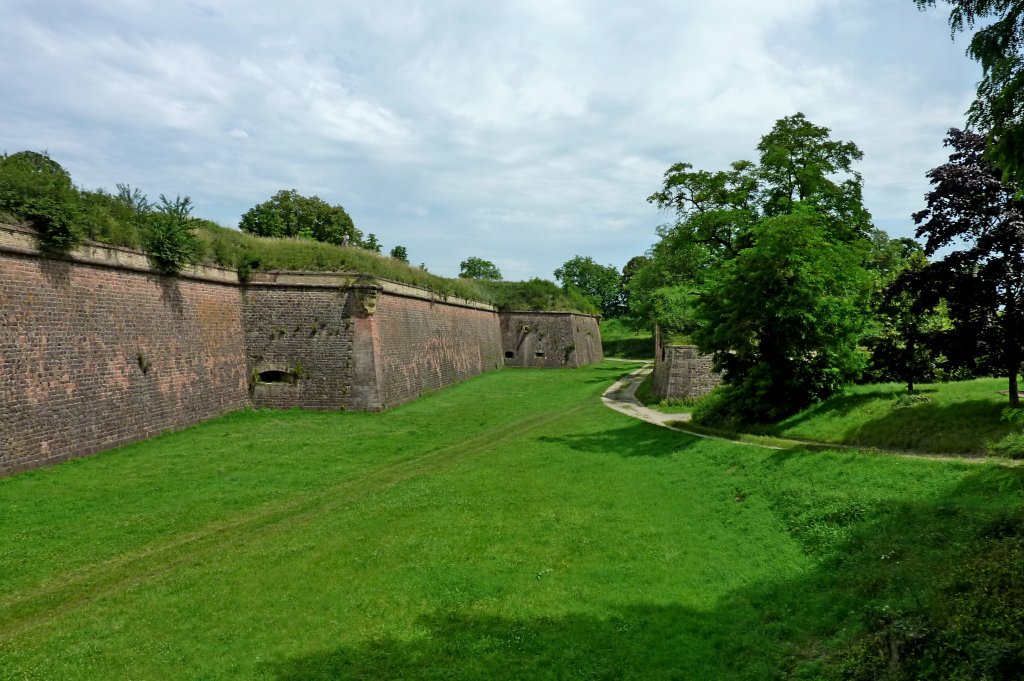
xmin=372 ymin=287 xmax=503 ymax=409
xmin=651 ymin=342 xmax=721 ymax=401
xmin=500 ymin=312 xmax=603 ymax=368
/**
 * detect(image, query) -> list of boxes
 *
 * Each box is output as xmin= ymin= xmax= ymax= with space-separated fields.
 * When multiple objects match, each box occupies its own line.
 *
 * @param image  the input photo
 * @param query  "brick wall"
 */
xmin=0 ymin=244 xmax=248 ymax=475
xmin=500 ymin=312 xmax=603 ymax=368
xmin=372 ymin=292 xmax=503 ymax=409
xmin=1 ymin=223 xmax=600 ymax=475
xmin=242 ymin=283 xmax=357 ymax=410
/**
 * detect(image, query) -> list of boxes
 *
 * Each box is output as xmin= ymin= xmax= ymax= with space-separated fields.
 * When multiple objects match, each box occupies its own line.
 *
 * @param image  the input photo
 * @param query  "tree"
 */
xmin=389 ymin=245 xmax=409 ymax=262
xmin=642 ymin=114 xmax=876 ymax=421
xmin=239 ymin=189 xmax=359 ymax=246
xmin=553 ymin=256 xmax=622 ymax=317
xmin=916 ymin=1 xmax=1024 ymax=183
xmin=458 ymin=256 xmax=502 ymax=280
xmin=364 ymin=233 xmax=381 ymax=253
xmin=913 ymin=127 xmax=1024 ymax=404
xmin=863 ymin=251 xmax=950 ymax=390
xmin=0 ymin=150 xmax=82 ymax=250
xmin=693 ymin=208 xmax=873 ymax=421
xmin=144 ymin=194 xmax=201 ymax=275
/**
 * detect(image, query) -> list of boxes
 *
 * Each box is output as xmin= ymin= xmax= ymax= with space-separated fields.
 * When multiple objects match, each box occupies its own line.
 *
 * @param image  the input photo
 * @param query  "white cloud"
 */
xmin=0 ymin=0 xmax=981 ymax=279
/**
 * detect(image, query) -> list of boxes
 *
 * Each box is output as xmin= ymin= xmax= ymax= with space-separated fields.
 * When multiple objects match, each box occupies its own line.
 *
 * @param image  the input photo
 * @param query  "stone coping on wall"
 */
xmin=0 ymin=223 xmax=495 ymax=311
xmin=249 ymin=271 xmax=497 ymax=312
xmin=0 ymin=222 xmax=239 ymax=284
xmin=503 ymin=310 xmax=601 ymax=319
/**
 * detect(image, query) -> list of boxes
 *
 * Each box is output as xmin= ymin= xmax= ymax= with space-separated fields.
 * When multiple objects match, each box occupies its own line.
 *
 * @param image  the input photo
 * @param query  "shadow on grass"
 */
xmin=265 ymin=466 xmax=1024 ymax=680
xmin=765 ymin=387 xmax=936 ymax=434
xmin=838 ymin=399 xmax=1011 ymax=455
xmin=537 ymin=421 xmax=700 ymax=458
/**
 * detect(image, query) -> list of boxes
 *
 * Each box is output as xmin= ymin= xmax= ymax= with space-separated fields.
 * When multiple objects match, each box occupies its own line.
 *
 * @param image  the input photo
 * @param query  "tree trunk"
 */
xmin=1010 ymin=367 xmax=1020 ymax=408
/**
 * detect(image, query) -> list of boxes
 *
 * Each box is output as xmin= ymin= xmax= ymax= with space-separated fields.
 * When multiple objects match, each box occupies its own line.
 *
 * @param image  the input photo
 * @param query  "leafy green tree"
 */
xmin=458 ymin=256 xmax=502 ymax=280
xmin=694 ymin=208 xmax=873 ymax=421
xmin=913 ymin=127 xmax=1024 ymax=404
xmin=642 ymin=114 xmax=876 ymax=421
xmin=144 ymin=195 xmax=201 ymax=275
xmin=364 ymin=233 xmax=381 ymax=253
xmin=239 ymin=189 xmax=359 ymax=246
xmin=554 ymin=256 xmax=622 ymax=317
xmin=916 ymin=1 xmax=1024 ymax=182
xmin=863 ymin=251 xmax=951 ymax=390
xmin=389 ymin=245 xmax=409 ymax=262
xmin=0 ymin=150 xmax=83 ymax=250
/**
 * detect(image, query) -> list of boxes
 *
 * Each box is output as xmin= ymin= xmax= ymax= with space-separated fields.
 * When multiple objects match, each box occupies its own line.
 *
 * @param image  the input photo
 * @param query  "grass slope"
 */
xmin=1 ymin=365 xmax=1022 ymax=679
xmin=599 ymin=318 xmax=654 ymax=359
xmin=763 ymin=378 xmax=1021 ymax=456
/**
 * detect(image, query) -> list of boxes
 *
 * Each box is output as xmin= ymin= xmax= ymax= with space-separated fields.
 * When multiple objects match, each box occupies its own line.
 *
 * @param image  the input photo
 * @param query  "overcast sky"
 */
xmin=1 ymin=0 xmax=979 ymax=280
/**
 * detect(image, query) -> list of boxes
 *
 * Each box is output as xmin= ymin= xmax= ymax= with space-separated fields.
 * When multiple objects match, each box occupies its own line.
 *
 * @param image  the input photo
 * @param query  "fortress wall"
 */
xmin=241 ymin=280 xmax=358 ymax=411
xmin=0 ymin=228 xmax=248 ymax=475
xmin=372 ymin=290 xmax=503 ymax=409
xmin=0 ymin=223 xmax=602 ymax=475
xmin=500 ymin=312 xmax=603 ymax=368
xmin=651 ymin=343 xmax=721 ymax=401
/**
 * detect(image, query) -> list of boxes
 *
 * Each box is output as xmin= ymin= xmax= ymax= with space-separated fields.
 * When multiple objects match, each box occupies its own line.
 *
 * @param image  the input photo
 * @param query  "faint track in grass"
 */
xmin=0 ymin=401 xmax=590 ymax=641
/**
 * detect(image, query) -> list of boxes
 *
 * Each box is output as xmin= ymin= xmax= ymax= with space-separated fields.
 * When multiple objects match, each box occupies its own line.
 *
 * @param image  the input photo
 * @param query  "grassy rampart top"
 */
xmin=0 ymin=218 xmax=597 ymax=314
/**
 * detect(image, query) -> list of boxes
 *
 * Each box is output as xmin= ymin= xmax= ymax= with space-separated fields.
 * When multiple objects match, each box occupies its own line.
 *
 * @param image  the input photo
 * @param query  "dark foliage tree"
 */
xmin=863 ymin=252 xmax=950 ymax=390
xmin=458 ymin=256 xmax=502 ymax=280
xmin=240 ymin=189 xmax=359 ymax=246
xmin=389 ymin=245 xmax=409 ymax=262
xmin=913 ymin=127 xmax=1024 ymax=404
xmin=554 ymin=256 xmax=622 ymax=317
xmin=916 ymin=1 xmax=1024 ymax=182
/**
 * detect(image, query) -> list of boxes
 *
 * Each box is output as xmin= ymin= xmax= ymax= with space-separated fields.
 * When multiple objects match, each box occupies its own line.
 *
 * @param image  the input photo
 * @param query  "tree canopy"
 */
xmin=458 ymin=256 xmax=502 ymax=280
xmin=916 ymin=0 xmax=1024 ymax=182
xmin=636 ymin=113 xmax=877 ymax=421
xmin=553 ymin=256 xmax=622 ymax=317
xmin=239 ymin=189 xmax=360 ymax=246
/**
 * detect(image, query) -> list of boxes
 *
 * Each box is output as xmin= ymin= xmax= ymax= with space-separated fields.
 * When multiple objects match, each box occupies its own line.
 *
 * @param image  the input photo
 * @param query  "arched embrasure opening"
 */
xmin=259 ymin=369 xmax=296 ymax=384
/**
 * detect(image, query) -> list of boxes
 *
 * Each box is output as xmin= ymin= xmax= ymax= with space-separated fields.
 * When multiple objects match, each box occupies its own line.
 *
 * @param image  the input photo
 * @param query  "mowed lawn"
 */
xmin=0 ymin=364 xmax=1016 ymax=679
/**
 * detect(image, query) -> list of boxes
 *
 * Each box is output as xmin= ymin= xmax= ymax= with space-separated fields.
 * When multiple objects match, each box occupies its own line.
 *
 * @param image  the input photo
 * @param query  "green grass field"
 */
xmin=2 ymin=365 xmax=1022 ymax=679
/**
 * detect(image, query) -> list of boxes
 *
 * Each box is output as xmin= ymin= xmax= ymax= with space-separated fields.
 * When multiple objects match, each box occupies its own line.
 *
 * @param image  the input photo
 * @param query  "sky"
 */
xmin=1 ymin=0 xmax=981 ymax=281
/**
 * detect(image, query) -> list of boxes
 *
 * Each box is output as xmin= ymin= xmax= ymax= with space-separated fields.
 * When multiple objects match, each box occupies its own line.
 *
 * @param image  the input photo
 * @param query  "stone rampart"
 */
xmin=0 ymin=223 xmax=601 ymax=474
xmin=500 ymin=312 xmax=603 ymax=368
xmin=0 ymin=225 xmax=248 ymax=475
xmin=373 ymin=291 xmax=503 ymax=409
xmin=651 ymin=343 xmax=721 ymax=400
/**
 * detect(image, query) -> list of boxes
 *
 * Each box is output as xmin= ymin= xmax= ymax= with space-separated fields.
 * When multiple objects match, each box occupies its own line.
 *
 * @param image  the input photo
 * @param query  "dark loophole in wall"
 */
xmin=534 ymin=351 xmax=545 ymax=358
xmin=259 ymin=370 xmax=296 ymax=384
xmin=504 ymin=351 xmax=515 ymax=358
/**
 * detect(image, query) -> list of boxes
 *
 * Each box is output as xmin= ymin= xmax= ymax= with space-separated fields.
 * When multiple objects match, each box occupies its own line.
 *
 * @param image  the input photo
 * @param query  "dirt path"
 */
xmin=600 ymin=363 xmax=689 ymax=429
xmin=600 ymin=363 xmax=1017 ymax=464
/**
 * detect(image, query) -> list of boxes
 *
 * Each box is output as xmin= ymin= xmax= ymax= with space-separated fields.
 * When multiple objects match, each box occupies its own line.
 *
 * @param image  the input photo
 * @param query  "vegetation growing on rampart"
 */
xmin=0 ymin=151 xmax=594 ymax=313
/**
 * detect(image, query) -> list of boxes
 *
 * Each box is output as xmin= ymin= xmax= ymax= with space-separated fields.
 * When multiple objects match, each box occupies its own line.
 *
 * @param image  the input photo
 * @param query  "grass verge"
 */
xmin=759 ymin=377 xmax=1024 ymax=456
xmin=1 ymin=364 xmax=1022 ymax=679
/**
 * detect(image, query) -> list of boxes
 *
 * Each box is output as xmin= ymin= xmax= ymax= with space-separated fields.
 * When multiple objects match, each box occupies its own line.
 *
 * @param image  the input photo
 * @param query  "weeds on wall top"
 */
xmin=0 ymin=149 xmax=595 ymax=313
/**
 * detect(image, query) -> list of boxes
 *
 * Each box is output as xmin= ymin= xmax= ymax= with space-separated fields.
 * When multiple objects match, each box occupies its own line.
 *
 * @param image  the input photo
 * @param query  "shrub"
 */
xmin=0 ymin=151 xmax=83 ymax=251
xmin=144 ymin=195 xmax=201 ymax=274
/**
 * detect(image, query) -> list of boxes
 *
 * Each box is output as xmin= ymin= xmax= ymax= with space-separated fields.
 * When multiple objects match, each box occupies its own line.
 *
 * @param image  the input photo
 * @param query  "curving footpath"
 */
xmin=600 ymin=362 xmax=1016 ymax=463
